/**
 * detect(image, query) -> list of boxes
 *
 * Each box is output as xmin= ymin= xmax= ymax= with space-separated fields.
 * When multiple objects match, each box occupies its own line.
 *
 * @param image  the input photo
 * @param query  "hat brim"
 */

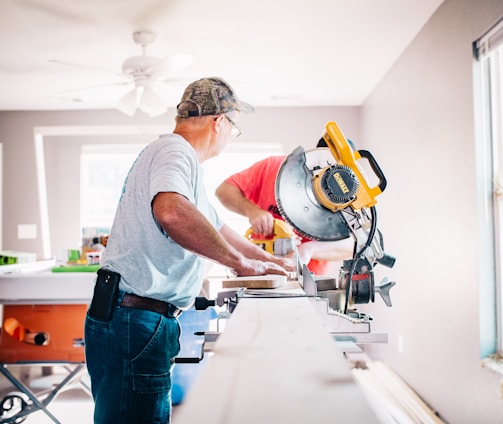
xmin=238 ymin=100 xmax=254 ymax=114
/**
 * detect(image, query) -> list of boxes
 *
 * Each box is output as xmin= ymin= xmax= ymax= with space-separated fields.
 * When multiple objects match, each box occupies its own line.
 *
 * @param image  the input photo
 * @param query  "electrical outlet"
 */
xmin=17 ymin=224 xmax=37 ymax=240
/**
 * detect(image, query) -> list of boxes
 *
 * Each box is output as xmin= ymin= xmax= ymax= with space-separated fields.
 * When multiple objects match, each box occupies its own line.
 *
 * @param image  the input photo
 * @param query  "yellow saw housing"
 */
xmin=314 ymin=121 xmax=387 ymax=211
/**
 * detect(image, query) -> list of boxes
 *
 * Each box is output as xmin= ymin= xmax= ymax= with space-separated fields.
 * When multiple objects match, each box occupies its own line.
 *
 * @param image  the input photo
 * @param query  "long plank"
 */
xmin=174 ymin=286 xmax=378 ymax=423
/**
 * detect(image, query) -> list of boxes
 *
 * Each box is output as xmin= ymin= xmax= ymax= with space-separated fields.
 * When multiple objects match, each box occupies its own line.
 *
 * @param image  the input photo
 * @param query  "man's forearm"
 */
xmin=298 ymin=239 xmax=354 ymax=262
xmin=220 ymin=224 xmax=295 ymax=272
xmin=153 ymin=192 xmax=245 ymax=269
xmin=220 ymin=224 xmax=273 ymax=261
xmin=215 ymin=182 xmax=260 ymax=218
xmin=216 ymin=182 xmax=276 ymax=235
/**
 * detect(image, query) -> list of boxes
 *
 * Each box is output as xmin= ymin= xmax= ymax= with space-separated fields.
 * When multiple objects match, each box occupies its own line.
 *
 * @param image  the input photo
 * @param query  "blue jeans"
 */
xmin=84 ymin=292 xmax=181 ymax=424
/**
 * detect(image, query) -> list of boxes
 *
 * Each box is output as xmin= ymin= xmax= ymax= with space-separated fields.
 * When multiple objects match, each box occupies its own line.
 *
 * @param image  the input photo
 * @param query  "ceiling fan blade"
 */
xmin=117 ymin=88 xmax=139 ymax=116
xmin=148 ymin=52 xmax=195 ymax=77
xmin=139 ymin=86 xmax=167 ymax=117
xmin=49 ymin=59 xmax=124 ymax=77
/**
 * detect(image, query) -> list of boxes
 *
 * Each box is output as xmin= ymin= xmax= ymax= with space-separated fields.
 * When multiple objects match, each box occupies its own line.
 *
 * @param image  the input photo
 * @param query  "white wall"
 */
xmin=360 ymin=0 xmax=503 ymax=423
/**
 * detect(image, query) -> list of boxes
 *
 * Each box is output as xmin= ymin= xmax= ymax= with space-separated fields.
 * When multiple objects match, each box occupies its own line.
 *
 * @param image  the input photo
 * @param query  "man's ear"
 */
xmin=213 ymin=115 xmax=224 ymax=134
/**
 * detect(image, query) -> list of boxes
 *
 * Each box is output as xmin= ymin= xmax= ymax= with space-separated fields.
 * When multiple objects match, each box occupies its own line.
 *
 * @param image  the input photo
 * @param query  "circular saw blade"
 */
xmin=275 ymin=146 xmax=351 ymax=241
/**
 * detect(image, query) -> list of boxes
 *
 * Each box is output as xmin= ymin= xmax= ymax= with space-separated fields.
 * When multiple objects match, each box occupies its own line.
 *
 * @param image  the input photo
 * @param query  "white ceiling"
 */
xmin=0 ymin=0 xmax=444 ymax=114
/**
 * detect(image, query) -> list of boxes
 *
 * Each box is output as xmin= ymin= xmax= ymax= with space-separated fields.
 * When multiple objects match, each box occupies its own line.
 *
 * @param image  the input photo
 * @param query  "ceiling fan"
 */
xmin=51 ymin=30 xmax=195 ymax=117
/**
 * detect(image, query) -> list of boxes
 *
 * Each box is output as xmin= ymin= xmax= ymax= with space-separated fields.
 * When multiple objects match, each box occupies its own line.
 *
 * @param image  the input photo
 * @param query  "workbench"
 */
xmin=174 ymin=281 xmax=379 ymax=423
xmin=0 ymin=268 xmax=95 ymax=423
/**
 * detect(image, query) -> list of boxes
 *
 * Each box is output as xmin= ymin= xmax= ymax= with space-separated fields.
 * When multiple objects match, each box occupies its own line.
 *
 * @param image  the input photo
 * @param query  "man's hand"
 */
xmin=214 ymin=182 xmax=275 ymax=236
xmin=220 ymin=224 xmax=296 ymax=273
xmin=269 ymin=253 xmax=296 ymax=272
xmin=248 ymin=209 xmax=275 ymax=236
xmin=232 ymin=258 xmax=289 ymax=277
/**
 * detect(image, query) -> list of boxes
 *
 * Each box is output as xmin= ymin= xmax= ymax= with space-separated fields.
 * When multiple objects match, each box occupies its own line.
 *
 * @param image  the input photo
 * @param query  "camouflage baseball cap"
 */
xmin=177 ymin=77 xmax=254 ymax=117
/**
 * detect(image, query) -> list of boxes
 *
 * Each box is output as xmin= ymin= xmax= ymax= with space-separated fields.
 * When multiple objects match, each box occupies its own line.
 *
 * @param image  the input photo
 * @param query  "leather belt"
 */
xmin=120 ymin=293 xmax=182 ymax=318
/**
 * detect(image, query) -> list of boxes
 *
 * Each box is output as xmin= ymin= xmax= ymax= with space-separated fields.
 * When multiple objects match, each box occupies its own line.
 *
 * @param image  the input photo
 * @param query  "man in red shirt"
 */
xmin=215 ymin=143 xmax=354 ymax=275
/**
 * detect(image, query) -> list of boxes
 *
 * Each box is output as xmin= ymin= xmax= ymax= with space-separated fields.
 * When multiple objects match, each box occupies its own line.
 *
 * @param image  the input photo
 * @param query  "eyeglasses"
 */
xmin=224 ymin=115 xmax=242 ymax=137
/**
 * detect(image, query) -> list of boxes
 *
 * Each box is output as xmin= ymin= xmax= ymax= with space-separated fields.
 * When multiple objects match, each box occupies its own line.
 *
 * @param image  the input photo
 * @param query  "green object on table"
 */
xmin=67 ymin=249 xmax=80 ymax=261
xmin=52 ymin=264 xmax=100 ymax=273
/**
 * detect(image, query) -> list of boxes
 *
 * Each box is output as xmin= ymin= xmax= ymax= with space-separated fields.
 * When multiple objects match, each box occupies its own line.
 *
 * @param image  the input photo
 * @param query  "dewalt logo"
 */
xmin=333 ymin=172 xmax=349 ymax=194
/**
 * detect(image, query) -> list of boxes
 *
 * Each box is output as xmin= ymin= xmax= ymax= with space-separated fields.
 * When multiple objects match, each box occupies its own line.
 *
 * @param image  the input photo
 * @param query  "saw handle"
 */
xmin=245 ymin=227 xmax=273 ymax=240
xmin=355 ymin=149 xmax=387 ymax=193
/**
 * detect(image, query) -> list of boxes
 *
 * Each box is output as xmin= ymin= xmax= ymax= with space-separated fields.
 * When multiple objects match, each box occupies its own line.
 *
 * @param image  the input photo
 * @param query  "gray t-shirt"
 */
xmin=101 ymin=133 xmax=223 ymax=309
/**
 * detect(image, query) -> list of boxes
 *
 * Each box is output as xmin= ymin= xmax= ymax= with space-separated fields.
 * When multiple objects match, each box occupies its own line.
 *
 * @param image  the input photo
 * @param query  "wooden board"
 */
xmin=174 ymin=283 xmax=379 ymax=423
xmin=221 ymin=274 xmax=287 ymax=289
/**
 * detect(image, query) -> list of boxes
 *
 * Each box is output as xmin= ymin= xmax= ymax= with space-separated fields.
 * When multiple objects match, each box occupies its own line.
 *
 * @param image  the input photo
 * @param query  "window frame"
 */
xmin=474 ymin=18 xmax=503 ymax=357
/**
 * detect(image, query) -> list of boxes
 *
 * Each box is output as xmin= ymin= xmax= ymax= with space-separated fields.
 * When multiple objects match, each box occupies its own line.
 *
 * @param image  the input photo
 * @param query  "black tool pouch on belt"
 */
xmin=88 ymin=268 xmax=120 ymax=322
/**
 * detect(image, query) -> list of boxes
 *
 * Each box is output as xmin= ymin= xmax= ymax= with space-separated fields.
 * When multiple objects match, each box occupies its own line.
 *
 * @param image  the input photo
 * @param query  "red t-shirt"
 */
xmin=224 ymin=156 xmax=330 ymax=275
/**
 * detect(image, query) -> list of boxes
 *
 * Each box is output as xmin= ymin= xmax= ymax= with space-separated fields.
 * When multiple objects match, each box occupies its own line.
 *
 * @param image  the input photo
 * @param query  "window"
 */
xmin=80 ymin=144 xmax=146 ymax=235
xmin=474 ymin=18 xmax=503 ymax=357
xmin=80 ymin=142 xmax=283 ymax=237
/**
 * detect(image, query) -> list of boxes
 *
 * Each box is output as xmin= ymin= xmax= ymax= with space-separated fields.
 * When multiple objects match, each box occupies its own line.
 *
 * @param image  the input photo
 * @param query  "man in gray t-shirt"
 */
xmin=85 ymin=77 xmax=292 ymax=424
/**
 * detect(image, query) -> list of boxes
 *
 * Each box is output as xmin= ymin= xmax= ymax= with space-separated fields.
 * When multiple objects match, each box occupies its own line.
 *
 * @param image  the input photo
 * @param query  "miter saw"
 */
xmin=275 ymin=121 xmax=396 ymax=318
xmin=192 ymin=121 xmax=396 ymax=353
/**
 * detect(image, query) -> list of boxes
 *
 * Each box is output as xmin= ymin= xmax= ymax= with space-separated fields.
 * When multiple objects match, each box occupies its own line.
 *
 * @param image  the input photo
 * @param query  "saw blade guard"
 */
xmin=275 ymin=146 xmax=352 ymax=241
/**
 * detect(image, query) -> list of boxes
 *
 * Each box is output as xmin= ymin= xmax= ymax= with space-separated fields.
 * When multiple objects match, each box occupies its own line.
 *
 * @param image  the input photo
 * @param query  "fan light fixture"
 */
xmin=117 ymin=77 xmax=167 ymax=117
